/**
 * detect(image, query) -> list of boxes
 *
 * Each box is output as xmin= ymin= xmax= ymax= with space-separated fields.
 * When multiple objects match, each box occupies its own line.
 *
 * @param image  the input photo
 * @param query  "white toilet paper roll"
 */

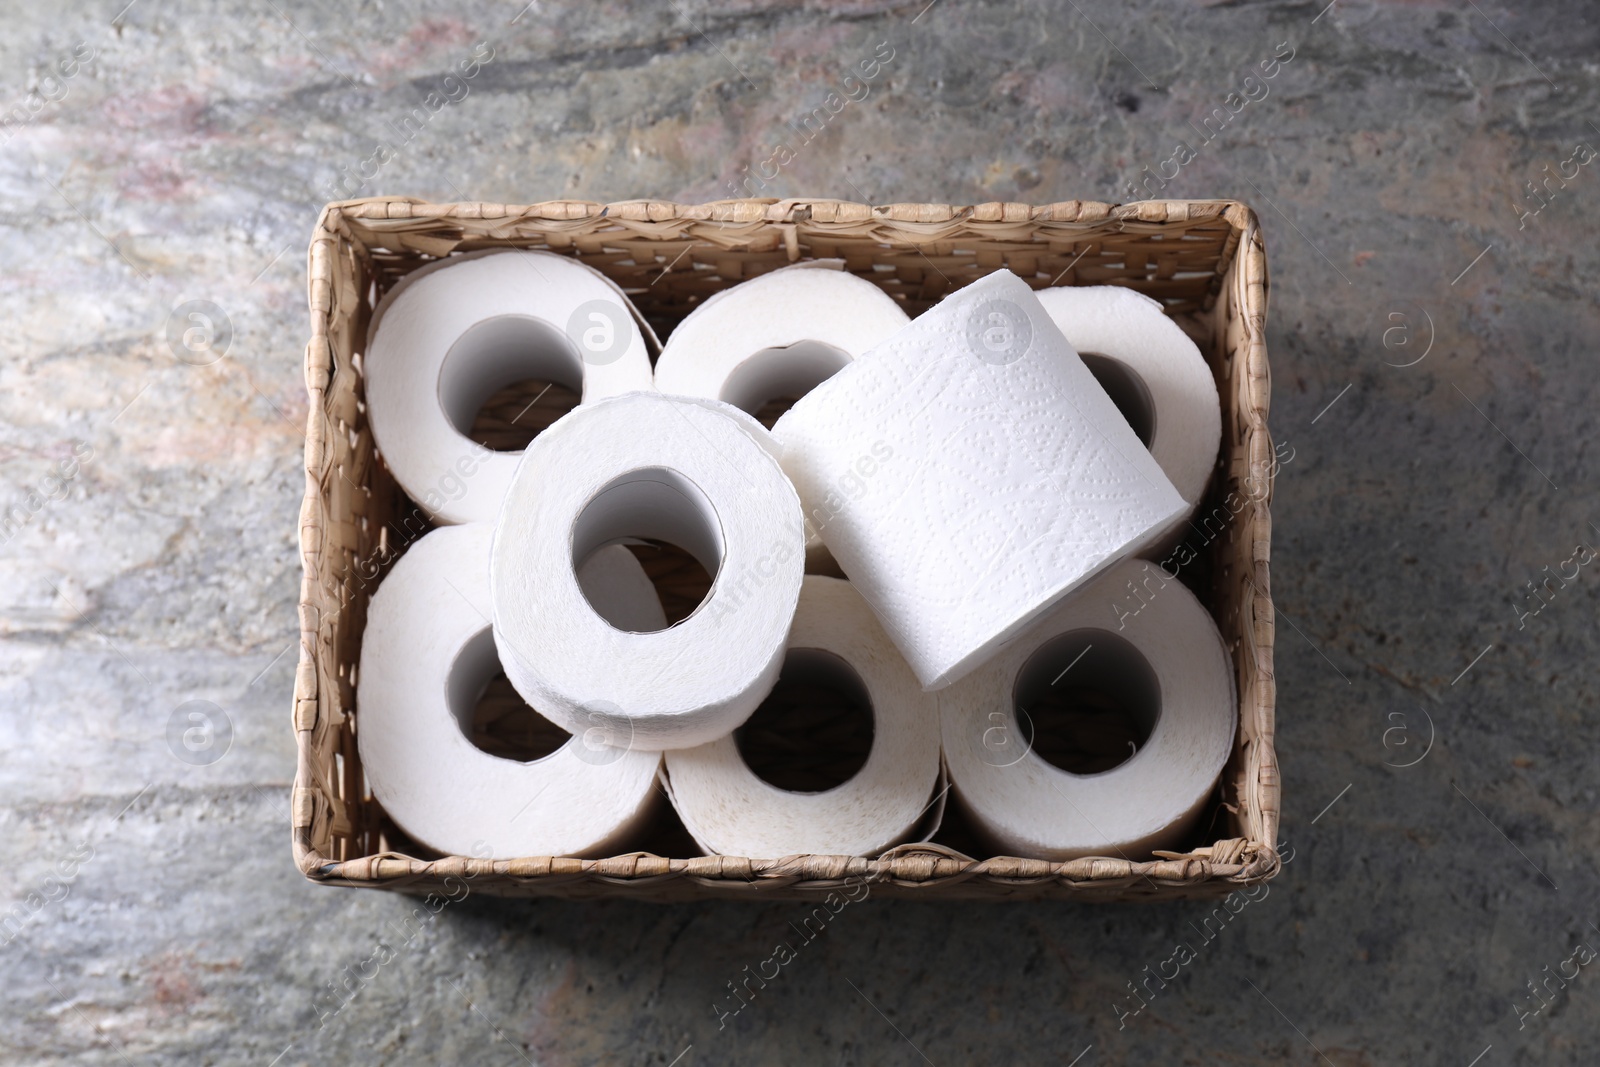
xmin=656 ymin=261 xmax=908 ymax=577
xmin=374 ymin=247 xmax=665 ymax=357
xmin=663 ymin=575 xmax=943 ymax=858
xmin=1035 ymin=285 xmax=1220 ymax=538
xmin=366 ymin=249 xmax=656 ymax=525
xmin=654 ymin=262 xmax=908 ymax=415
xmin=357 ymin=524 xmax=663 ymax=859
xmin=491 ymin=392 xmax=806 ymax=751
xmin=772 ymin=269 xmax=1188 ymax=691
xmin=939 ymin=557 xmax=1235 ymax=860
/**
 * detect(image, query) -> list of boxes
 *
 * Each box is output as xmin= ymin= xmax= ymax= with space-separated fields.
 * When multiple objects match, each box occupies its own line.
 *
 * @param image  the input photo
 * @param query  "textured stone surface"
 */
xmin=3 ymin=0 xmax=1600 ymax=1063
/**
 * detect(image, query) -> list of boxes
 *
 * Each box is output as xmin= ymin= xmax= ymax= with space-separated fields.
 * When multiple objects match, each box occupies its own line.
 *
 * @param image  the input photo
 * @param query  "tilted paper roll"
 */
xmin=772 ymin=269 xmax=1187 ymax=690
xmin=663 ymin=575 xmax=943 ymax=858
xmin=357 ymin=524 xmax=664 ymax=859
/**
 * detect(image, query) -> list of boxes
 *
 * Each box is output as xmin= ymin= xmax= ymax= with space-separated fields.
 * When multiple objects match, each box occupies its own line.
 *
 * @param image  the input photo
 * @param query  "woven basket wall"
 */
xmin=293 ymin=197 xmax=1278 ymax=902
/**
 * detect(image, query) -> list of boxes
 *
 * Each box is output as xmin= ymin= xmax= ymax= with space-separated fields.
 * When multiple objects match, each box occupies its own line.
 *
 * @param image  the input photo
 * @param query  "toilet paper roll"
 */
xmin=939 ymin=557 xmax=1235 ymax=860
xmin=366 ymin=249 xmax=656 ymax=525
xmin=491 ymin=392 xmax=806 ymax=751
xmin=1035 ymin=285 xmax=1220 ymax=542
xmin=772 ymin=269 xmax=1188 ymax=690
xmin=656 ymin=261 xmax=908 ymax=577
xmin=663 ymin=575 xmax=943 ymax=858
xmin=357 ymin=524 xmax=663 ymax=859
xmin=654 ymin=262 xmax=908 ymax=415
xmin=373 ymin=247 xmax=665 ymax=357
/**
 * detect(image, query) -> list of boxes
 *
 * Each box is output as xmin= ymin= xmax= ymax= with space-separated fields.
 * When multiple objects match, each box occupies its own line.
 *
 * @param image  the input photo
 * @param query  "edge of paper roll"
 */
xmin=368 ymin=247 xmax=663 ymax=358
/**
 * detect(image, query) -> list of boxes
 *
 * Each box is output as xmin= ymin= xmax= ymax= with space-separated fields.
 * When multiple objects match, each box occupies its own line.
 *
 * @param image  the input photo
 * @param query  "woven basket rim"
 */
xmin=312 ymin=194 xmax=1260 ymax=229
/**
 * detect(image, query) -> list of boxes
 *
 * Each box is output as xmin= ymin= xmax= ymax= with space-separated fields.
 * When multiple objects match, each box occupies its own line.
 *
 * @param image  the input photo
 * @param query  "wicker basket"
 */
xmin=293 ymin=197 xmax=1278 ymax=901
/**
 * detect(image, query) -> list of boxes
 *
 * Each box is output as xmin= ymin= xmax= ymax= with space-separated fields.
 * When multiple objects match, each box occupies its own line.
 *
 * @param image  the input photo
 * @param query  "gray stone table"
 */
xmin=2 ymin=0 xmax=1598 ymax=1063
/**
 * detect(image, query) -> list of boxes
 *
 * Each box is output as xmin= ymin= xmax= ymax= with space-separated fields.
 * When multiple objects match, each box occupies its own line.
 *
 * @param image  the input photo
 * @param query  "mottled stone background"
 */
xmin=2 ymin=0 xmax=1598 ymax=1063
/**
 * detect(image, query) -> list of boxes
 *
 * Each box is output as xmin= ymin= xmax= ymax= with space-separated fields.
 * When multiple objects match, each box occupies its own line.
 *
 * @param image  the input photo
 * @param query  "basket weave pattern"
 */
xmin=293 ymin=197 xmax=1277 ymax=901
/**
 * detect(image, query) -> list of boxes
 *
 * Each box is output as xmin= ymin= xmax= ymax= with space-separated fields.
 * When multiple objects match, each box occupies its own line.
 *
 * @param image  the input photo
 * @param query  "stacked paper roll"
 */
xmin=939 ymin=557 xmax=1235 ymax=860
xmin=366 ymin=249 xmax=656 ymax=525
xmin=357 ymin=524 xmax=664 ymax=859
xmin=491 ymin=392 xmax=807 ymax=751
xmin=663 ymin=576 xmax=943 ymax=858
xmin=1035 ymin=285 xmax=1221 ymax=550
xmin=772 ymin=269 xmax=1188 ymax=691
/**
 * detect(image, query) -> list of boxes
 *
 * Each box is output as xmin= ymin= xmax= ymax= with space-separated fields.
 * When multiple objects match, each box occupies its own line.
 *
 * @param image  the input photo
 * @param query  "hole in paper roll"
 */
xmin=719 ymin=340 xmax=852 ymax=428
xmin=1012 ymin=630 xmax=1159 ymax=776
xmin=447 ymin=628 xmax=572 ymax=762
xmin=1080 ymin=352 xmax=1157 ymax=448
xmin=468 ymin=378 xmax=580 ymax=451
xmin=615 ymin=542 xmax=714 ymax=627
xmin=438 ymin=314 xmax=584 ymax=453
xmin=735 ymin=648 xmax=875 ymax=793
xmin=571 ymin=467 xmax=725 ymax=631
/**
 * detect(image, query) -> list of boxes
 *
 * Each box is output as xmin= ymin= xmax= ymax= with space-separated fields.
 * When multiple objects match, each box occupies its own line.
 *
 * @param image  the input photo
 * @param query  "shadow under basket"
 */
xmin=294 ymin=196 xmax=1279 ymax=902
